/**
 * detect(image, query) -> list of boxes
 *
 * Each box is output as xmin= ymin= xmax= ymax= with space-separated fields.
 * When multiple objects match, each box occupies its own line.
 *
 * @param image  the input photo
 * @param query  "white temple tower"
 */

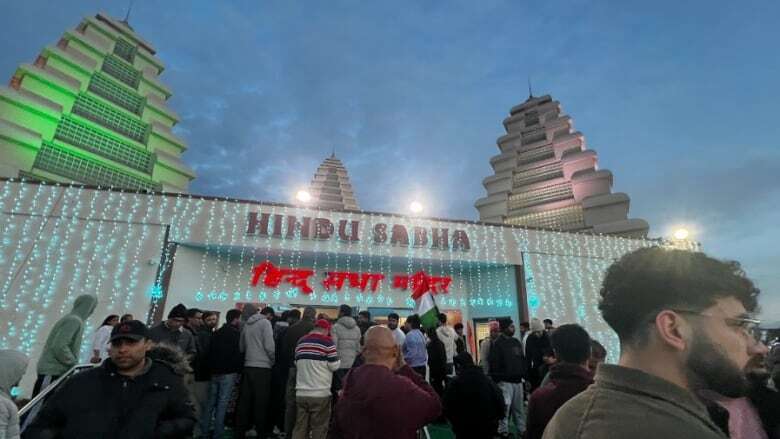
xmin=307 ymin=153 xmax=360 ymax=211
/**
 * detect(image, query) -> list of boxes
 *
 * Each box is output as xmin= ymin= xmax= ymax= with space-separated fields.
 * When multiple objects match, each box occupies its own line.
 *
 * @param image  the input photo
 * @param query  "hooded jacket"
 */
xmin=240 ymin=314 xmax=275 ymax=368
xmin=37 ymin=294 xmax=97 ymax=376
xmin=331 ymin=316 xmax=361 ymax=369
xmin=24 ymin=355 xmax=196 ymax=439
xmin=0 ymin=350 xmax=28 ymax=439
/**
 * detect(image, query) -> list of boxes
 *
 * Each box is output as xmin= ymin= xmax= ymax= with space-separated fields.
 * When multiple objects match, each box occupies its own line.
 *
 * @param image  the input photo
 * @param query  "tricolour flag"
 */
xmin=411 ymin=271 xmax=439 ymax=330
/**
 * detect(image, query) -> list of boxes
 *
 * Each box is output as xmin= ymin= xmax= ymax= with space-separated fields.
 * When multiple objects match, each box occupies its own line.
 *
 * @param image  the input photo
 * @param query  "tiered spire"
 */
xmin=475 ymin=94 xmax=648 ymax=237
xmin=307 ymin=153 xmax=360 ymax=211
xmin=0 ymin=12 xmax=195 ymax=192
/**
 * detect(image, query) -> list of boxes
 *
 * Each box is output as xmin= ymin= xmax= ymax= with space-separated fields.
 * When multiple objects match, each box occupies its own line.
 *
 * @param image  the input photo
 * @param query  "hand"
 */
xmin=392 ymin=348 xmax=405 ymax=372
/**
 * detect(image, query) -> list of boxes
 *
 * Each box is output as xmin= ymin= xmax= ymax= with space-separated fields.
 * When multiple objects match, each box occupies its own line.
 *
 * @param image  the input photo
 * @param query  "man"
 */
xmin=443 ymin=352 xmax=505 ymax=439
xmin=489 ymin=317 xmax=527 ymax=438
xmin=544 ymin=247 xmax=761 ymax=439
xmin=588 ymin=339 xmax=607 ymax=372
xmin=281 ymin=306 xmax=317 ymax=437
xmin=203 ymin=310 xmax=219 ymax=331
xmin=25 ymin=320 xmax=195 ymax=438
xmin=149 ymin=303 xmax=197 ymax=358
xmin=33 ymin=294 xmax=97 ymax=396
xmin=526 ymin=324 xmax=594 ymax=439
xmin=543 ymin=319 xmax=555 ymax=332
xmin=270 ymin=309 xmax=301 ymax=434
xmin=454 ymin=323 xmax=467 ymax=355
xmin=519 ymin=321 xmax=531 ymax=355
xmin=235 ymin=306 xmax=275 ymax=438
xmin=333 ymin=326 xmax=441 ymax=439
xmin=402 ymin=314 xmax=428 ymax=376
xmin=387 ymin=312 xmax=406 ymax=347
xmin=292 ymin=319 xmax=340 ymax=439
xmin=525 ymin=318 xmax=551 ymax=390
xmin=201 ymin=309 xmax=243 ymax=439
xmin=185 ymin=308 xmax=204 ymax=335
xmin=479 ymin=321 xmax=500 ymax=374
xmin=357 ymin=310 xmax=375 ymax=339
xmin=0 ymin=349 xmax=28 ymax=439
xmin=120 ymin=314 xmax=134 ymax=323
xmin=436 ymin=313 xmax=457 ymax=375
xmin=331 ymin=304 xmax=361 ymax=392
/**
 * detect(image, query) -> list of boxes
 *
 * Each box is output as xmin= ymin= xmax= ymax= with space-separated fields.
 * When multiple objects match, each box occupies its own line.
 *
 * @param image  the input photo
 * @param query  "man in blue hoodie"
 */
xmin=235 ymin=306 xmax=276 ymax=438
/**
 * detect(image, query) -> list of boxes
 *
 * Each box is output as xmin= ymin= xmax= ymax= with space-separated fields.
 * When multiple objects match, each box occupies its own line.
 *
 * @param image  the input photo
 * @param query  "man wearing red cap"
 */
xmin=292 ymin=319 xmax=340 ymax=439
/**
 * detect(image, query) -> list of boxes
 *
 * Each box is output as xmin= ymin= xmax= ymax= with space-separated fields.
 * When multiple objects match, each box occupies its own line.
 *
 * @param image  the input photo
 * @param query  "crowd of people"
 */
xmin=0 ymin=246 xmax=779 ymax=439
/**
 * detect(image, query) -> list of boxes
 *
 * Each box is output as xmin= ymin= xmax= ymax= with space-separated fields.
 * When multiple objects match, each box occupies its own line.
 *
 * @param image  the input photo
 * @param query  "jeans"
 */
xmin=201 ymin=373 xmax=238 ymax=439
xmin=497 ymin=381 xmax=525 ymax=435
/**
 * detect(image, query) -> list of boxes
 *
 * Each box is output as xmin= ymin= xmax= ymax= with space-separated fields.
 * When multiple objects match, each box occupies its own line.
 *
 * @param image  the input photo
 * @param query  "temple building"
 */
xmin=475 ymin=94 xmax=648 ymax=237
xmin=307 ymin=152 xmax=360 ymax=211
xmin=0 ymin=13 xmax=195 ymax=192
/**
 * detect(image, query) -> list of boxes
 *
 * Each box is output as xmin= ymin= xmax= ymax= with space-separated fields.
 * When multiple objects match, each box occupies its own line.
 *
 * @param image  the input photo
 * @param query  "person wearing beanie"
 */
xmin=331 ymin=304 xmax=361 ymax=393
xmin=525 ymin=318 xmax=551 ymax=390
xmin=281 ymin=306 xmax=317 ymax=437
xmin=33 ymin=294 xmax=98 ymax=397
xmin=148 ymin=303 xmax=197 ymax=359
xmin=488 ymin=318 xmax=527 ymax=437
xmin=479 ymin=321 xmax=501 ymax=375
xmin=291 ymin=319 xmax=339 ymax=439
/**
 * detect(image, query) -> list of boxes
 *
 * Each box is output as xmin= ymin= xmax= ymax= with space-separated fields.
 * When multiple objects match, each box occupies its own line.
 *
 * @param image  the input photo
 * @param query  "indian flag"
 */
xmin=411 ymin=272 xmax=439 ymax=329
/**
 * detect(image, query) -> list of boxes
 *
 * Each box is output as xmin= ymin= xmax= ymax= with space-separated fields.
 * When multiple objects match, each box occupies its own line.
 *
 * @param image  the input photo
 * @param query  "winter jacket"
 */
xmin=91 ymin=325 xmax=112 ymax=360
xmin=427 ymin=337 xmax=447 ymax=380
xmin=294 ymin=333 xmax=340 ymax=398
xmin=279 ymin=318 xmax=315 ymax=369
xmin=37 ymin=294 xmax=97 ymax=376
xmin=436 ymin=325 xmax=457 ymax=364
xmin=24 ymin=358 xmax=196 ymax=439
xmin=455 ymin=335 xmax=466 ymax=355
xmin=207 ymin=323 xmax=243 ymax=375
xmin=526 ymin=363 xmax=594 ymax=439
xmin=443 ymin=364 xmax=505 ymax=439
xmin=479 ymin=337 xmax=494 ymax=374
xmin=0 ymin=350 xmax=28 ymax=439
xmin=525 ymin=331 xmax=551 ymax=387
xmin=148 ymin=322 xmax=197 ymax=358
xmin=240 ymin=313 xmax=275 ymax=368
xmin=193 ymin=328 xmax=213 ymax=381
xmin=334 ymin=364 xmax=441 ymax=439
xmin=488 ymin=334 xmax=526 ymax=383
xmin=402 ymin=329 xmax=427 ymax=368
xmin=543 ymin=364 xmax=726 ymax=439
xmin=331 ymin=317 xmax=361 ymax=369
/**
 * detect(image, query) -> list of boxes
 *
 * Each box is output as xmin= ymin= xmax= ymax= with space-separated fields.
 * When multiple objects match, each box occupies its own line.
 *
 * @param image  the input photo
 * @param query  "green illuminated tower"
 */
xmin=0 ymin=12 xmax=195 ymax=191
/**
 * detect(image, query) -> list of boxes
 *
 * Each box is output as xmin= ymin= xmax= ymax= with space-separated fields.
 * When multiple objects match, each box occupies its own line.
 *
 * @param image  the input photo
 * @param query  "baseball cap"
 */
xmin=110 ymin=320 xmax=149 ymax=342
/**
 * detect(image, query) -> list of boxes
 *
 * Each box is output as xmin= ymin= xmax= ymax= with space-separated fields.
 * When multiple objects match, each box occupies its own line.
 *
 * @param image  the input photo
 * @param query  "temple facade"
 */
xmin=307 ymin=153 xmax=360 ymax=211
xmin=0 ymin=13 xmax=195 ymax=192
xmin=475 ymin=95 xmax=648 ymax=237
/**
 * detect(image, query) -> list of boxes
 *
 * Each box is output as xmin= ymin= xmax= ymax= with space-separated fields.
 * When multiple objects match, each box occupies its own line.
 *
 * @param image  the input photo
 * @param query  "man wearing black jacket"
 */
xmin=488 ymin=317 xmax=527 ymax=438
xmin=201 ymin=309 xmax=243 ymax=439
xmin=444 ymin=352 xmax=505 ymax=438
xmin=24 ymin=320 xmax=195 ymax=439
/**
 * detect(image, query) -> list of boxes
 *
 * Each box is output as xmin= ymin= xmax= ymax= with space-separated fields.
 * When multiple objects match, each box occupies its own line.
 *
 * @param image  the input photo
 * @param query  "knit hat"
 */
xmin=530 ymin=318 xmax=545 ymax=333
xmin=167 ymin=304 xmax=187 ymax=319
xmin=315 ymin=319 xmax=332 ymax=333
xmin=488 ymin=321 xmax=500 ymax=332
xmin=498 ymin=318 xmax=513 ymax=331
xmin=241 ymin=303 xmax=259 ymax=322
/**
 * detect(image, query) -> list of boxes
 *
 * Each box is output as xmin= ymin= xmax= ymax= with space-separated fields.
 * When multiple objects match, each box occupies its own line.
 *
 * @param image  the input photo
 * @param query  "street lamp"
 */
xmin=409 ymin=201 xmax=423 ymax=214
xmin=296 ymin=190 xmax=312 ymax=203
xmin=673 ymin=228 xmax=690 ymax=240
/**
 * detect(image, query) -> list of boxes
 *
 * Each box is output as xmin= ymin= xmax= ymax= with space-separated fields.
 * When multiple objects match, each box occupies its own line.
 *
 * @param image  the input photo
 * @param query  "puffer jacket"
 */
xmin=0 ymin=350 xmax=28 ymax=439
xmin=331 ymin=316 xmax=361 ymax=369
xmin=23 ymin=356 xmax=195 ymax=439
xmin=37 ymin=295 xmax=97 ymax=376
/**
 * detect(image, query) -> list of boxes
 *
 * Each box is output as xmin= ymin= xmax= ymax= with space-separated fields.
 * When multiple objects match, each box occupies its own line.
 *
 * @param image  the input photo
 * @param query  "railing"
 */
xmin=19 ymin=364 xmax=96 ymax=431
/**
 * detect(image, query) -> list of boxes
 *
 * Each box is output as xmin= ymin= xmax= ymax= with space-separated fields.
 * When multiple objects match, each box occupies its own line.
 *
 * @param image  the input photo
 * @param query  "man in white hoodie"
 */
xmin=235 ymin=306 xmax=276 ymax=439
xmin=436 ymin=313 xmax=458 ymax=376
xmin=331 ymin=304 xmax=361 ymax=391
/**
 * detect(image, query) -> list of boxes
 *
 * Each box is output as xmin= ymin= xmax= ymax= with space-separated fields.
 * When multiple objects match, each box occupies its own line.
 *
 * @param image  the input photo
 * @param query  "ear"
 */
xmin=654 ymin=310 xmax=689 ymax=352
xmin=143 ymin=339 xmax=153 ymax=352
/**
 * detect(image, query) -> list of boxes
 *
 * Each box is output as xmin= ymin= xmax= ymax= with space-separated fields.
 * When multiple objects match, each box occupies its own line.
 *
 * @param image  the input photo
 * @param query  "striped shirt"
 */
xmin=295 ymin=332 xmax=340 ymax=397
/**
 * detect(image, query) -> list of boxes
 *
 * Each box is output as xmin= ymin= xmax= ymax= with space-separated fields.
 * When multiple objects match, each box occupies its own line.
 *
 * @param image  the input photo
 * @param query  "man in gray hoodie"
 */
xmin=235 ymin=306 xmax=275 ymax=439
xmin=0 ymin=349 xmax=28 ymax=439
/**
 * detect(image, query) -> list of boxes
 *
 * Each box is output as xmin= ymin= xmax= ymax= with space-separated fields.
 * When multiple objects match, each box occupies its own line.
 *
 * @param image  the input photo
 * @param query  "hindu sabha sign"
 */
xmin=245 ymin=212 xmax=471 ymax=251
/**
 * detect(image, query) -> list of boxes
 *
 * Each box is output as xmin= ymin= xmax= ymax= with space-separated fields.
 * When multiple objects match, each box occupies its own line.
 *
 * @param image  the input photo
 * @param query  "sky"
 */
xmin=1 ymin=0 xmax=778 ymax=323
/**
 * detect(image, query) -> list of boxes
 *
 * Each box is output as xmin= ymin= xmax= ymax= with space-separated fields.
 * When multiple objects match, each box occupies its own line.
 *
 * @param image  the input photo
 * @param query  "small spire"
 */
xmin=528 ymin=77 xmax=534 ymax=99
xmin=331 ymin=146 xmax=336 ymax=158
xmin=123 ymin=0 xmax=135 ymax=24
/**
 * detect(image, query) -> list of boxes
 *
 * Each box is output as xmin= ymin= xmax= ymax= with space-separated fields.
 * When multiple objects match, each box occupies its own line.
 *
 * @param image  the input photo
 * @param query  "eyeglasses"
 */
xmin=671 ymin=309 xmax=761 ymax=339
